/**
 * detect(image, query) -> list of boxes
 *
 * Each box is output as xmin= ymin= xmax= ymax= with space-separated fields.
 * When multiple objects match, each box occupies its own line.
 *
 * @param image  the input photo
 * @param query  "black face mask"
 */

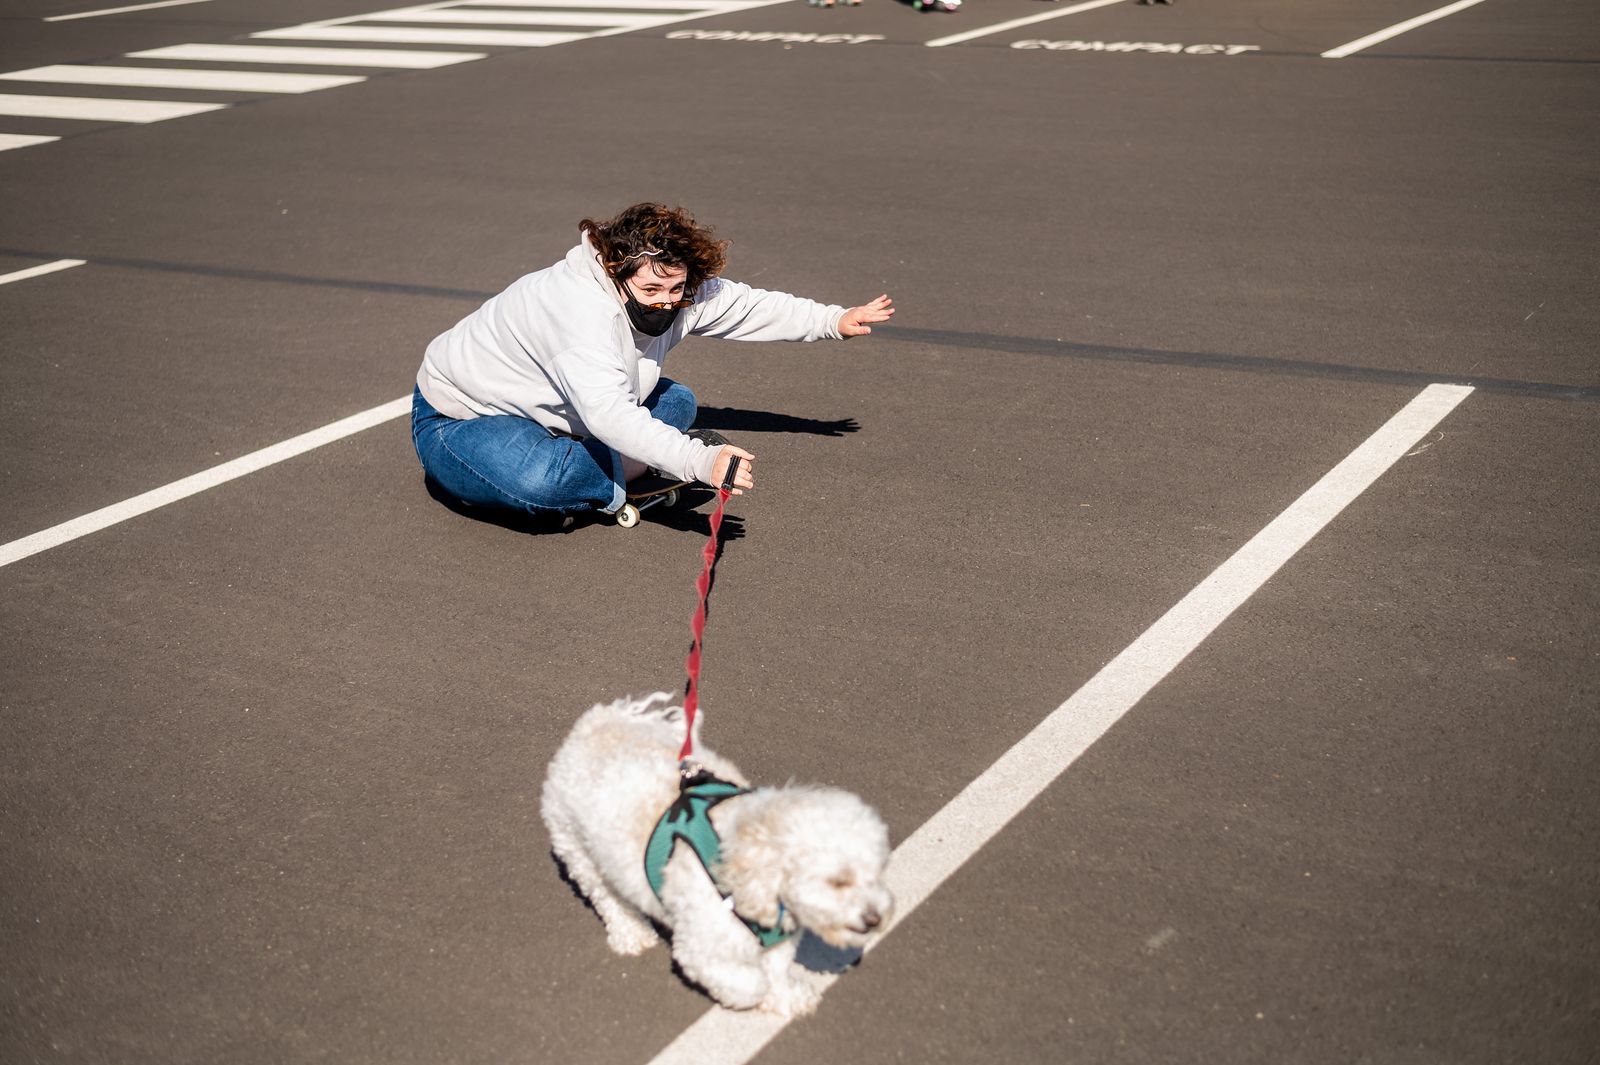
xmin=620 ymin=284 xmax=683 ymax=337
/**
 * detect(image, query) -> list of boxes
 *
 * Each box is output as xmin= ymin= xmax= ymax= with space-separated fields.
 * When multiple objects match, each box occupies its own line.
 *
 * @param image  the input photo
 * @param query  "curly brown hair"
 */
xmin=578 ymin=203 xmax=730 ymax=296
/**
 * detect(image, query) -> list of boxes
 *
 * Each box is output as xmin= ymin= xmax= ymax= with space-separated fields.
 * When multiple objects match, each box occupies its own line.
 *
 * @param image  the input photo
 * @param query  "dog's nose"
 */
xmin=860 ymin=909 xmax=881 ymax=929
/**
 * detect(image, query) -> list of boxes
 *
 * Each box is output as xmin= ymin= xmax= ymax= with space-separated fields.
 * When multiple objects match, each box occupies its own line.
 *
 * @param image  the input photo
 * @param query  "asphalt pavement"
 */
xmin=2 ymin=0 xmax=1597 ymax=1062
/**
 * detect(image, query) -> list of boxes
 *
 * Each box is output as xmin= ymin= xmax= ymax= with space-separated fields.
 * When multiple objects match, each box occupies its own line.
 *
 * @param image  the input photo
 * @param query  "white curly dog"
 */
xmin=541 ymin=692 xmax=894 ymax=1017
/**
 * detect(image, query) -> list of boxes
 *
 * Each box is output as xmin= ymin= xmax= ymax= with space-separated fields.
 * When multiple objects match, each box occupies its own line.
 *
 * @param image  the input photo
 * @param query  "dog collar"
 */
xmin=642 ymin=767 xmax=795 ymax=949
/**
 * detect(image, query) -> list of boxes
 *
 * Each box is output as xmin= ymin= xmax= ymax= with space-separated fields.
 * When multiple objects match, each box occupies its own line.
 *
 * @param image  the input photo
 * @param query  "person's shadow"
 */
xmin=638 ymin=486 xmax=748 ymax=541
xmin=421 ymin=407 xmax=853 ymax=537
xmin=424 ymin=477 xmax=746 ymax=540
xmin=695 ymin=407 xmax=859 ymax=438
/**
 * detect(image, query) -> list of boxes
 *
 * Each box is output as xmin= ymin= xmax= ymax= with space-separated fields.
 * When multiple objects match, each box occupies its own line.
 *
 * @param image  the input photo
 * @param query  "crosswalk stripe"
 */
xmin=0 ymin=94 xmax=228 ymax=123
xmin=0 ymin=133 xmax=61 ymax=151
xmin=457 ymin=0 xmax=762 ymax=7
xmin=125 ymin=43 xmax=487 ymax=68
xmin=1 ymin=0 xmax=795 ymax=153
xmin=252 ymin=24 xmax=586 ymax=47
xmin=363 ymin=7 xmax=667 ymax=26
xmin=0 ymin=64 xmax=366 ymax=95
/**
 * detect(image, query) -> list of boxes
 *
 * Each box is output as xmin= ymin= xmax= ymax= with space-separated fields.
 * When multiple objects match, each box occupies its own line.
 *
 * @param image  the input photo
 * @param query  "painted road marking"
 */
xmin=667 ymin=29 xmax=884 ymax=44
xmin=252 ymin=24 xmax=585 ymax=47
xmin=643 ymin=383 xmax=1477 ymax=1065
xmin=3 ymin=1 xmax=788 ymax=154
xmin=0 ymin=133 xmax=61 ymax=151
xmin=0 ymin=258 xmax=86 ymax=286
xmin=44 ymin=0 xmax=217 ymax=21
xmin=0 ymin=396 xmax=411 ymax=570
xmin=254 ymin=0 xmax=792 ymax=49
xmin=926 ymin=0 xmax=1129 ymax=49
xmin=478 ymin=0 xmax=725 ymax=8
xmin=0 ymin=64 xmax=366 ymax=94
xmin=1011 ymin=39 xmax=1259 ymax=55
xmin=1322 ymin=0 xmax=1494 ymax=59
xmin=125 ymin=43 xmax=488 ymax=68
xmin=363 ymin=7 xmax=670 ymax=27
xmin=0 ymin=94 xmax=227 ymax=122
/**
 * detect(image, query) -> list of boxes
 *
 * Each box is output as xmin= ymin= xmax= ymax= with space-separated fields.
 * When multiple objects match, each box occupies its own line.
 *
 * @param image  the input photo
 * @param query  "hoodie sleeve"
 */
xmin=686 ymin=277 xmax=844 ymax=342
xmin=547 ymin=346 xmax=719 ymax=485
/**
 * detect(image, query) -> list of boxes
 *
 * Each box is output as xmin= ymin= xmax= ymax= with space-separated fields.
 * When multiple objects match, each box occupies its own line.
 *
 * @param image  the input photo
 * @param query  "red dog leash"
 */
xmin=680 ymin=456 xmax=741 ymax=762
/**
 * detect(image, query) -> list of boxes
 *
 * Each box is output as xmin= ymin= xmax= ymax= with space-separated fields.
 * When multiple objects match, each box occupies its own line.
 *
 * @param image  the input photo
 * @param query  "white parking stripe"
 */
xmin=0 ymin=396 xmax=411 ymax=570
xmin=0 ymin=133 xmax=61 ymax=151
xmin=0 ymin=258 xmax=85 ymax=286
xmin=925 ymin=0 xmax=1129 ymax=49
xmin=644 ymin=383 xmax=1476 ymax=1064
xmin=44 ymin=0 xmax=215 ymax=21
xmin=1322 ymin=0 xmax=1494 ymax=59
xmin=253 ymin=24 xmax=586 ymax=47
xmin=126 ymin=43 xmax=487 ymax=68
xmin=0 ymin=64 xmax=366 ymax=94
xmin=0 ymin=93 xmax=226 ymax=122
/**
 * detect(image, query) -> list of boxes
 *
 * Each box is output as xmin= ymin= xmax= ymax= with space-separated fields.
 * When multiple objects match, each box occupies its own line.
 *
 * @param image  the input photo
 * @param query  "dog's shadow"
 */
xmin=549 ymin=853 xmax=864 ymax=978
xmin=793 ymin=932 xmax=866 ymax=974
xmin=665 ymin=933 xmax=860 ymax=996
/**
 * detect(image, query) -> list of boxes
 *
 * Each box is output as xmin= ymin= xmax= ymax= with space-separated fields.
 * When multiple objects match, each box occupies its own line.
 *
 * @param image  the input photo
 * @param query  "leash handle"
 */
xmin=681 ymin=456 xmax=740 ymax=761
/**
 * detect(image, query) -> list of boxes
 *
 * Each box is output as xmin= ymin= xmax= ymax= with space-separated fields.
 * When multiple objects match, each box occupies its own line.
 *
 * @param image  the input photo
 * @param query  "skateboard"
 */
xmin=616 ymin=471 xmax=693 ymax=528
xmin=614 ymin=428 xmax=731 ymax=529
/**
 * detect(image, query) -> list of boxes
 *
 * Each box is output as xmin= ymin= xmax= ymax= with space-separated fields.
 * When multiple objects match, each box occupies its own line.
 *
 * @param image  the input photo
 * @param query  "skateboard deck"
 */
xmin=626 ymin=471 xmax=694 ymax=499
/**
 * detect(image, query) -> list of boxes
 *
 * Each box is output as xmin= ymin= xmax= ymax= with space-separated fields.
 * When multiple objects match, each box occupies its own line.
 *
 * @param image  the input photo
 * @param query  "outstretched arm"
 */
xmin=837 ymin=294 xmax=895 ymax=338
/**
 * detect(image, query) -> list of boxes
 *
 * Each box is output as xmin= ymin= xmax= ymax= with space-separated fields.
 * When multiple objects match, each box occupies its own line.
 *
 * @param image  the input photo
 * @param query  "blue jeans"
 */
xmin=411 ymin=378 xmax=697 ymax=516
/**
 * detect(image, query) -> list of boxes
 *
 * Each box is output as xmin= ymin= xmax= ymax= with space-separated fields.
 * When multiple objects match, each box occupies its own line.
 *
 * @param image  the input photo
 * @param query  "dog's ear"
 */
xmin=719 ymin=814 xmax=785 ymax=928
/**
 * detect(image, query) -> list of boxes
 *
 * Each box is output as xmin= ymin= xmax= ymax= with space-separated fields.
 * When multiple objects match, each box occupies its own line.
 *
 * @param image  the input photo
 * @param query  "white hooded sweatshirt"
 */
xmin=416 ymin=236 xmax=845 ymax=486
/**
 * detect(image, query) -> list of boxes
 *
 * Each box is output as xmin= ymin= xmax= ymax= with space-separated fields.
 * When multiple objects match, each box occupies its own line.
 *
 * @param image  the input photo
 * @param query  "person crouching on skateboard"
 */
xmin=411 ymin=202 xmax=894 ymax=525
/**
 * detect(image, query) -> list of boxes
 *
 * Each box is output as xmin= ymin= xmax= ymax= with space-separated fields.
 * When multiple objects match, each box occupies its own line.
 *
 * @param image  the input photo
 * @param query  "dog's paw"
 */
xmin=757 ymin=977 xmax=822 ymax=1019
xmin=605 ymin=922 xmax=661 ymax=956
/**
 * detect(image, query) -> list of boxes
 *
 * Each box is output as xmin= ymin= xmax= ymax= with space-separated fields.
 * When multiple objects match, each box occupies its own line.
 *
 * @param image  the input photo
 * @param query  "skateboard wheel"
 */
xmin=663 ymin=488 xmax=679 ymax=507
xmin=616 ymin=504 xmax=641 ymax=529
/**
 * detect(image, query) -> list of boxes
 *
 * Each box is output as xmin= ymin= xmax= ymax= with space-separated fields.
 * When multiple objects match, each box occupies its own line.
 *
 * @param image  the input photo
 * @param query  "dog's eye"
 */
xmin=828 ymin=873 xmax=856 ymax=890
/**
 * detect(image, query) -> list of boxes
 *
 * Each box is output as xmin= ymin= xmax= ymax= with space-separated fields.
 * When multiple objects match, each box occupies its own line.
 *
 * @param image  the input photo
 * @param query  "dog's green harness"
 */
xmin=642 ymin=769 xmax=794 ymax=949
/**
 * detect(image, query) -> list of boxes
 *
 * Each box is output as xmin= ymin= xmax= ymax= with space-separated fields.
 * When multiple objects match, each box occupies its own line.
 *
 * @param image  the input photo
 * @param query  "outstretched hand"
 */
xmin=710 ymin=444 xmax=756 ymax=495
xmin=838 ymin=294 xmax=895 ymax=338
